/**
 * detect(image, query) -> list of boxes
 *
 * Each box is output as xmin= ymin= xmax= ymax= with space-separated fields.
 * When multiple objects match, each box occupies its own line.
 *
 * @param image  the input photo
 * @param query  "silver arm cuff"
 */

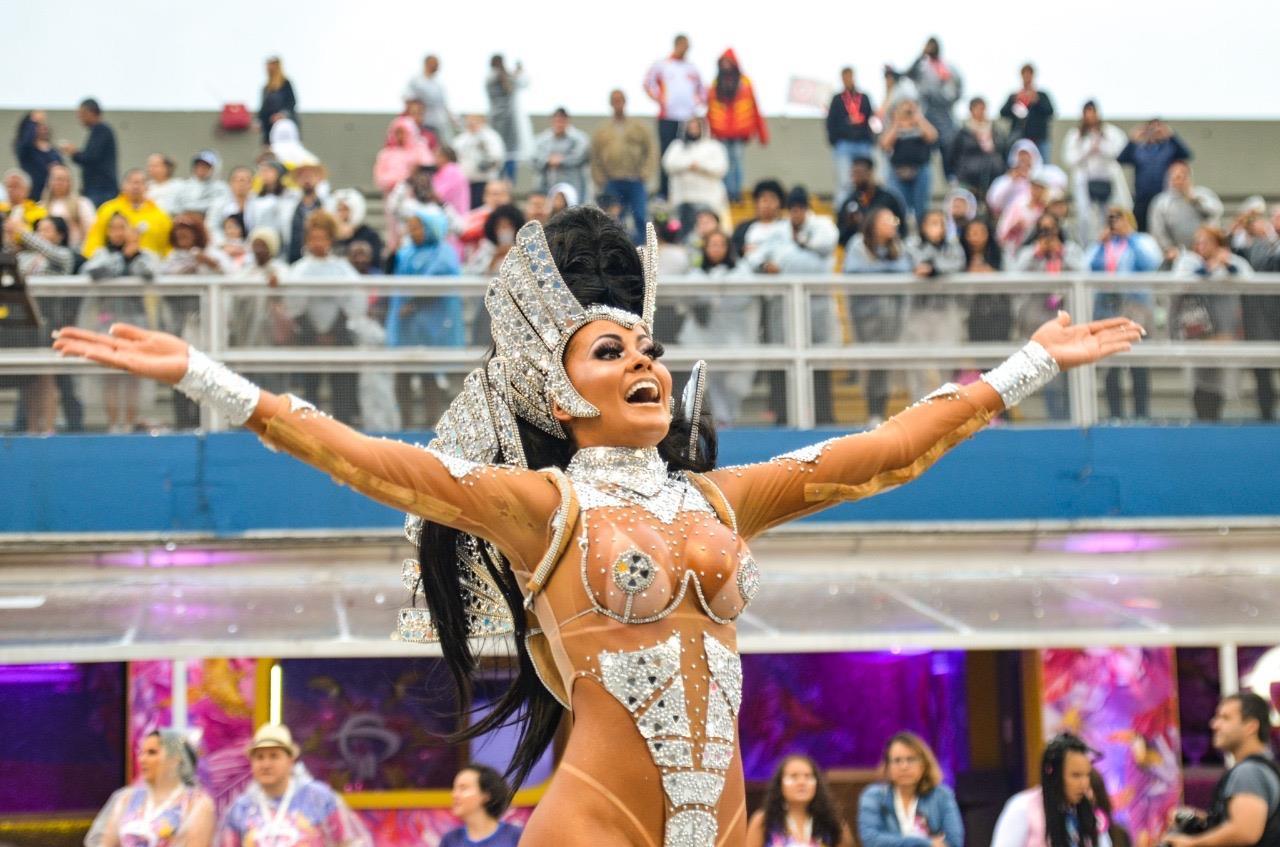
xmin=980 ymin=340 xmax=1060 ymax=409
xmin=175 ymin=348 xmax=261 ymax=426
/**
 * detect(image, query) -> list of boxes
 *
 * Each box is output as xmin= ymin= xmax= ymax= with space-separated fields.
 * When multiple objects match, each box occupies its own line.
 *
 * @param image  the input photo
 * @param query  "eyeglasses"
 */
xmin=889 ymin=756 xmax=921 ymax=767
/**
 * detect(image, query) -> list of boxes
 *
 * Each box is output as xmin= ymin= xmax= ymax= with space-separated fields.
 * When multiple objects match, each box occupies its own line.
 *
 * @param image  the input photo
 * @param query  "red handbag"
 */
xmin=220 ymin=103 xmax=252 ymax=132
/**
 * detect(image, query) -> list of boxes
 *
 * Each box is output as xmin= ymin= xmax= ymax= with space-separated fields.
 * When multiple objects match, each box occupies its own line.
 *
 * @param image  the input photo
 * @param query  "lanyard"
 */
xmin=1103 ymin=238 xmax=1129 ymax=272
xmin=786 ymin=815 xmax=813 ymax=844
xmin=143 ymin=786 xmax=185 ymax=823
xmin=842 ymin=91 xmax=865 ymax=125
xmin=256 ymin=780 xmax=298 ymax=837
xmin=118 ymin=786 xmax=184 ymax=846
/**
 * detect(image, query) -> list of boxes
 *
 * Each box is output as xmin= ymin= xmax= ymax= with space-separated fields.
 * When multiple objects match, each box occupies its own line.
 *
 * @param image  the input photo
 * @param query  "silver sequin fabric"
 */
xmin=599 ymin=633 xmax=682 ymax=713
xmin=567 ymin=446 xmax=715 ymax=524
xmin=175 ymin=348 xmax=260 ymax=426
xmin=980 ymin=341 xmax=1060 ymax=409
xmin=485 ymin=220 xmax=659 ymax=437
xmin=593 ymin=631 xmax=744 ymax=846
xmin=666 ymin=810 xmax=718 ymax=847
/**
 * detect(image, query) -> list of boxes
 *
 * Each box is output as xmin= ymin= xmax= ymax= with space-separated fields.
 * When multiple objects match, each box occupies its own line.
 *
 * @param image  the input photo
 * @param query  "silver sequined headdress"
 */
xmin=399 ymin=219 xmax=660 ymax=642
xmin=486 ymin=219 xmax=658 ymax=437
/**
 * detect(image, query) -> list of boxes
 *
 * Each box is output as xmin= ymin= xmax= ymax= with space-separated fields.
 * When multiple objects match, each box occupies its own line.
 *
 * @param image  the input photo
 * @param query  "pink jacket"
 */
xmin=374 ymin=116 xmax=434 ymax=194
xmin=432 ymin=162 xmax=470 ymax=214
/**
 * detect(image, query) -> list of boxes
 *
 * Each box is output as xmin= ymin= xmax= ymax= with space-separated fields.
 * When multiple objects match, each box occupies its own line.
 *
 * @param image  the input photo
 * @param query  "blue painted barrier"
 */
xmin=1 ymin=426 xmax=1276 ymax=534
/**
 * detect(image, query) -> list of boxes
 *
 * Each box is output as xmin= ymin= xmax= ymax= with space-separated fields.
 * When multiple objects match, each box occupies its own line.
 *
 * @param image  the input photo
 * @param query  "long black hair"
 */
xmin=417 ymin=206 xmax=717 ymax=789
xmin=1042 ymin=733 xmax=1099 ymax=847
xmin=761 ymin=754 xmax=844 ymax=846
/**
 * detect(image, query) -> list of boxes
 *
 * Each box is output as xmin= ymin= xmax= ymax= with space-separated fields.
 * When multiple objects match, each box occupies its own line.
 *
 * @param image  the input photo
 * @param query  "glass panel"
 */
xmin=669 ymin=366 xmax=788 ymax=427
xmin=1095 ymin=365 xmax=1276 ymax=423
xmin=655 ymin=293 xmax=787 ymax=347
xmin=809 ymin=368 xmax=1070 ymax=426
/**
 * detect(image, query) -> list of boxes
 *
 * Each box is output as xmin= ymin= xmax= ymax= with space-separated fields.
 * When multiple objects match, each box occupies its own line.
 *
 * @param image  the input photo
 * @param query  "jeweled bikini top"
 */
xmin=566 ymin=446 xmax=760 ymax=625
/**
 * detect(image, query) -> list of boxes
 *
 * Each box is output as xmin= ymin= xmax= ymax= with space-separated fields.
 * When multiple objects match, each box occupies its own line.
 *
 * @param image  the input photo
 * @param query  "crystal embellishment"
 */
xmin=486 ymin=220 xmax=659 ymax=437
xmin=612 ymin=549 xmax=657 ymax=594
xmin=736 ymin=553 xmax=760 ymax=604
xmin=662 ymin=772 xmax=725 ymax=808
xmin=401 ymin=558 xmax=421 ymax=591
xmin=175 ymin=348 xmax=261 ymax=426
xmin=703 ymin=633 xmax=743 ymax=714
xmin=637 ymin=676 xmax=691 ymax=739
xmin=701 ymin=742 xmax=734 ymax=771
xmin=980 ymin=340 xmax=1060 ymax=409
xmin=665 ymin=810 xmax=717 ymax=847
xmin=775 ymin=437 xmax=840 ymax=464
xmin=703 ymin=632 xmax=742 ymax=742
xmin=649 ymin=739 xmax=695 ymax=768
xmin=567 ymin=447 xmax=715 ymax=524
xmin=599 ymin=633 xmax=682 ymax=713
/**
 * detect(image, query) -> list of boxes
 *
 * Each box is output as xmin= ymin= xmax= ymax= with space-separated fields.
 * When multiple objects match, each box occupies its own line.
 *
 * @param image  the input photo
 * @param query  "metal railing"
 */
xmin=4 ymin=273 xmax=1280 ymax=430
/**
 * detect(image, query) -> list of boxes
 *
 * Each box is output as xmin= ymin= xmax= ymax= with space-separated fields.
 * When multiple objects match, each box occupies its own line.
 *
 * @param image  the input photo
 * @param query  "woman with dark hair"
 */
xmin=13 ymin=110 xmax=62 ymax=199
xmin=3 ymin=213 xmax=79 ymax=432
xmin=85 ymin=729 xmax=214 ymax=847
xmin=441 ymin=764 xmax=522 ymax=847
xmin=747 ymin=754 xmax=852 ymax=847
xmin=678 ymin=229 xmax=757 ymax=423
xmin=1089 ymin=770 xmax=1131 ymax=847
xmin=464 ymin=203 xmax=526 ymax=276
xmin=78 ymin=211 xmax=158 ymax=432
xmin=961 ymin=216 xmax=1013 ymax=347
xmin=55 ymin=208 xmax=1143 ymax=847
xmin=844 ymin=206 xmax=911 ymax=424
xmin=992 ymin=733 xmax=1109 ymax=847
xmin=859 ymin=732 xmax=964 ymax=847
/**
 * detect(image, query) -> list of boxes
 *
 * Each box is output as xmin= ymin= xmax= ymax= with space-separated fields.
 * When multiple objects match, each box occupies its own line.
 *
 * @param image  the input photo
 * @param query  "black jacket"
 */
xmin=826 ymin=89 xmax=876 ymax=145
xmin=1000 ymin=90 xmax=1054 ymax=143
xmin=837 ymin=184 xmax=907 ymax=245
xmin=259 ymin=80 xmax=298 ymax=144
xmin=72 ymin=122 xmax=118 ymax=205
xmin=949 ymin=125 xmax=1007 ymax=196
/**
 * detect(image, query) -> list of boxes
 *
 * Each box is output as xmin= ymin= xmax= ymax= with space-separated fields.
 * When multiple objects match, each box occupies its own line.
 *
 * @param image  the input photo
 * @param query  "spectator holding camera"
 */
xmin=1118 ymin=118 xmax=1192 ymax=231
xmin=1164 ymin=692 xmax=1280 ymax=847
xmin=454 ymin=114 xmax=506 ymax=211
xmin=880 ymin=99 xmax=938 ymax=229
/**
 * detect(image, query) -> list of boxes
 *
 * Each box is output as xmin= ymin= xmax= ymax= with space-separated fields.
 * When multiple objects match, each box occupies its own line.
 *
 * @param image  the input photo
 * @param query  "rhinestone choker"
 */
xmin=566 ymin=446 xmax=670 ymax=498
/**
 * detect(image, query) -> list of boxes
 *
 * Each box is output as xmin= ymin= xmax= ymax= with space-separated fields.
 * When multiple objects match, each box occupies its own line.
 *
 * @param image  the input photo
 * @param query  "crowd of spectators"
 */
xmin=2 ymin=37 xmax=1279 ymax=433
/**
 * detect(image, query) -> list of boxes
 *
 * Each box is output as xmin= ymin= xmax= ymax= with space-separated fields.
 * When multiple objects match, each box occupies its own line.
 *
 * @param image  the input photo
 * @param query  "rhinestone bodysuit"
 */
xmin=239 ymin=373 xmax=1021 ymax=847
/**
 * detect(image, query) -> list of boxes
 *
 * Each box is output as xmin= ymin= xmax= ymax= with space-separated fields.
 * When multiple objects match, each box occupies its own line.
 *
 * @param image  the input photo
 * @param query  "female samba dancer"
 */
xmin=54 ymin=208 xmax=1143 ymax=847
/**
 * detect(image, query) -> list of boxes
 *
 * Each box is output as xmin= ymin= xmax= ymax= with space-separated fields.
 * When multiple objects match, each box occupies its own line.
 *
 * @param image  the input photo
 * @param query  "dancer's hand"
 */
xmin=1032 ymin=311 xmax=1145 ymax=370
xmin=52 ymin=324 xmax=189 ymax=386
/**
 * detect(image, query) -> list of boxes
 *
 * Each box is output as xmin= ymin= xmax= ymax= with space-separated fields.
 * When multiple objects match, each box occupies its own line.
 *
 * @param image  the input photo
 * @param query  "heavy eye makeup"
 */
xmin=591 ymin=335 xmax=664 ymax=360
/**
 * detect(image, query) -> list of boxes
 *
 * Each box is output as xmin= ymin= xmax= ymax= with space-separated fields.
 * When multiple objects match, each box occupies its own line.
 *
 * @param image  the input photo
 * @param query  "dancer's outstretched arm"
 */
xmin=53 ymin=324 xmax=560 ymax=567
xmin=706 ymin=313 xmax=1144 ymax=540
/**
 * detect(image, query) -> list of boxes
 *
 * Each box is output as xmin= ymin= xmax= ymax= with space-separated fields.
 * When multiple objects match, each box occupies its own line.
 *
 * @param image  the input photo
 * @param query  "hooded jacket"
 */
xmin=326 ymin=188 xmax=384 ymax=260
xmin=986 ymin=139 xmax=1043 ymax=217
xmin=83 ymin=195 xmax=173 ymax=257
xmin=374 ymin=116 xmax=435 ymax=195
xmin=707 ymin=50 xmax=769 ymax=145
xmin=387 ymin=208 xmax=462 ymax=348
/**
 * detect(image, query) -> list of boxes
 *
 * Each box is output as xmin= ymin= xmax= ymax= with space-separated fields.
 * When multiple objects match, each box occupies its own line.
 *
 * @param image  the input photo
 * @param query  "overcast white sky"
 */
xmin=8 ymin=0 xmax=1279 ymax=119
